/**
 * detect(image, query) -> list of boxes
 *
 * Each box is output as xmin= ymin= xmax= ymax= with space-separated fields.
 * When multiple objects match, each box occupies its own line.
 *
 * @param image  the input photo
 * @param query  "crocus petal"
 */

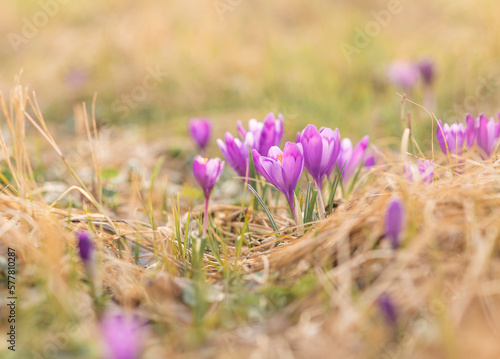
xmin=267 ymin=146 xmax=283 ymax=163
xmin=101 ymin=313 xmax=146 ymax=359
xmin=77 ymin=230 xmax=94 ymax=263
xmin=465 ymin=114 xmax=476 ymax=148
xmin=193 ymin=156 xmax=224 ymax=198
xmin=301 ymin=125 xmax=323 ymax=184
xmin=343 ymin=135 xmax=369 ymax=181
xmin=281 ymin=142 xmax=304 ymax=198
xmin=378 ymin=293 xmax=398 ymax=326
xmin=385 ymin=198 xmax=405 ymax=249
xmin=189 ymin=118 xmax=211 ymax=149
xmin=436 ymin=120 xmax=447 ymax=154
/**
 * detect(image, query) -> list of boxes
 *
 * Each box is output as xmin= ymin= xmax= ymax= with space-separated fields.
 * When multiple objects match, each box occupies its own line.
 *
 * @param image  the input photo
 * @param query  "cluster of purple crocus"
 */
xmin=437 ymin=113 xmax=500 ymax=161
xmin=189 ymin=114 xmax=373 ymax=226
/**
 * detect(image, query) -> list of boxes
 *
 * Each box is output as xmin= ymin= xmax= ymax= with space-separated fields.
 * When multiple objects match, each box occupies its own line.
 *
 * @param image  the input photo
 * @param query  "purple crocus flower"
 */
xmin=297 ymin=125 xmax=340 ymax=190
xmin=189 ymin=118 xmax=212 ymax=150
xmin=378 ymin=293 xmax=397 ymax=326
xmin=192 ymin=156 xmax=225 ymax=236
xmin=252 ymin=142 xmax=304 ymax=222
xmin=465 ymin=114 xmax=478 ymax=148
xmin=77 ymin=230 xmax=96 ymax=277
xmin=387 ymin=60 xmax=420 ymax=91
xmin=436 ymin=120 xmax=466 ymax=158
xmin=237 ymin=113 xmax=284 ymax=156
xmin=418 ymin=59 xmax=435 ymax=86
xmin=403 ymin=159 xmax=434 ymax=184
xmin=333 ymin=136 xmax=370 ymax=182
xmin=217 ymin=132 xmax=254 ymax=179
xmin=100 ymin=313 xmax=146 ymax=359
xmin=476 ymin=114 xmax=500 ymax=159
xmin=385 ymin=197 xmax=405 ymax=249
xmin=77 ymin=230 xmax=94 ymax=263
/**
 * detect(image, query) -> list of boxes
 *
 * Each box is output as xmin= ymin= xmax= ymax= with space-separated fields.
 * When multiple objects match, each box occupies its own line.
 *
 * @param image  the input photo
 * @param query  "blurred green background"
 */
xmin=1 ymin=0 xmax=499 ymax=149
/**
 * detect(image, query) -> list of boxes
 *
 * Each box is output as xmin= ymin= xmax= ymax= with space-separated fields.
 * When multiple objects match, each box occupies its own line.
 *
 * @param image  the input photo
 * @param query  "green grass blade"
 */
xmin=247 ymin=183 xmax=279 ymax=232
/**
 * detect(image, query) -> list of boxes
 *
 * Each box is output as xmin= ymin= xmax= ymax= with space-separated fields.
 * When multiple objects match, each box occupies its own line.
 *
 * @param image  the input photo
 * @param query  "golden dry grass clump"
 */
xmin=1 ymin=83 xmax=500 ymax=359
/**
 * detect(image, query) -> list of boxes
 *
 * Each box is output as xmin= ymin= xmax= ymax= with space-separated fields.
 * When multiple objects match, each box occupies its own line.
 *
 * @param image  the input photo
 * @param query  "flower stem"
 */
xmin=203 ymin=195 xmax=209 ymax=237
xmin=315 ymin=181 xmax=326 ymax=220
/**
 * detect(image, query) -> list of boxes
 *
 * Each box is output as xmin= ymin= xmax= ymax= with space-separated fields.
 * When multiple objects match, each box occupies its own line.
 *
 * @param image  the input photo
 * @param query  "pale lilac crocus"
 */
xmin=189 ymin=118 xmax=212 ymax=150
xmin=387 ymin=60 xmax=420 ymax=91
xmin=403 ymin=159 xmax=434 ymax=184
xmin=476 ymin=114 xmax=500 ymax=159
xmin=436 ymin=120 xmax=466 ymax=158
xmin=100 ymin=313 xmax=146 ymax=359
xmin=333 ymin=135 xmax=370 ymax=182
xmin=217 ymin=132 xmax=254 ymax=179
xmin=465 ymin=114 xmax=478 ymax=148
xmin=253 ymin=142 xmax=304 ymax=223
xmin=238 ymin=113 xmax=284 ymax=156
xmin=385 ymin=197 xmax=405 ymax=249
xmin=192 ymin=156 xmax=225 ymax=236
xmin=297 ymin=125 xmax=340 ymax=218
xmin=297 ymin=125 xmax=340 ymax=190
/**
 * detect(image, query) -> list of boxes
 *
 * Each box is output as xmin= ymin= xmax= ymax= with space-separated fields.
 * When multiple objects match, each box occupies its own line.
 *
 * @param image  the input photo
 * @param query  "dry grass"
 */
xmin=1 ymin=81 xmax=500 ymax=359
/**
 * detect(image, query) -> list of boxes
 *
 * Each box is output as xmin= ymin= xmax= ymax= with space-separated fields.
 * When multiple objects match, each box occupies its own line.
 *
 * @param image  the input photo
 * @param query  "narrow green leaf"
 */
xmin=247 ymin=184 xmax=279 ymax=232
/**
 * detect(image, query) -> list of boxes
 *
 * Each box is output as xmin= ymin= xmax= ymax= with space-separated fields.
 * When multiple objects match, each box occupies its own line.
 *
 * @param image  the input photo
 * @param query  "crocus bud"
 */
xmin=385 ymin=197 xmax=405 ymax=249
xmin=465 ymin=114 xmax=477 ymax=148
xmin=189 ymin=118 xmax=212 ymax=150
xmin=334 ymin=135 xmax=369 ymax=182
xmin=387 ymin=60 xmax=419 ymax=91
xmin=298 ymin=124 xmax=340 ymax=190
xmin=100 ymin=313 xmax=147 ymax=359
xmin=418 ymin=59 xmax=434 ymax=86
xmin=77 ymin=230 xmax=95 ymax=263
xmin=253 ymin=142 xmax=304 ymax=223
xmin=237 ymin=113 xmax=284 ymax=156
xmin=436 ymin=120 xmax=466 ymax=158
xmin=192 ymin=156 xmax=225 ymax=236
xmin=77 ymin=231 xmax=96 ymax=278
xmin=476 ymin=114 xmax=500 ymax=159
xmin=378 ymin=293 xmax=397 ymax=326
xmin=217 ymin=132 xmax=254 ymax=179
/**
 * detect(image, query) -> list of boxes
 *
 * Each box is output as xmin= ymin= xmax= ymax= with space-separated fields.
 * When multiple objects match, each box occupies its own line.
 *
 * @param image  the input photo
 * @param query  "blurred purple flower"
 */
xmin=334 ymin=136 xmax=370 ymax=182
xmin=66 ymin=68 xmax=87 ymax=89
xmin=465 ymin=114 xmax=478 ymax=148
xmin=385 ymin=197 xmax=405 ymax=249
xmin=217 ymin=132 xmax=254 ymax=179
xmin=193 ymin=156 xmax=225 ymax=236
xmin=418 ymin=59 xmax=435 ymax=86
xmin=378 ymin=293 xmax=397 ymax=326
xmin=387 ymin=61 xmax=420 ymax=90
xmin=237 ymin=113 xmax=283 ymax=156
xmin=101 ymin=313 xmax=146 ymax=359
xmin=476 ymin=114 xmax=500 ymax=159
xmin=253 ymin=142 xmax=304 ymax=222
xmin=404 ymin=159 xmax=434 ymax=184
xmin=436 ymin=120 xmax=466 ymax=157
xmin=77 ymin=230 xmax=94 ymax=263
xmin=297 ymin=125 xmax=340 ymax=190
xmin=189 ymin=118 xmax=212 ymax=150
